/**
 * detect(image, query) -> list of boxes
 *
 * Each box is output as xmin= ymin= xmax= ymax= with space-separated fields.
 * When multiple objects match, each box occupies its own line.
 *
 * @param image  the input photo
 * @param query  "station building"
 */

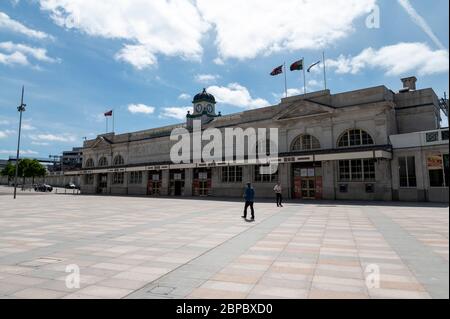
xmin=71 ymin=77 xmax=448 ymax=202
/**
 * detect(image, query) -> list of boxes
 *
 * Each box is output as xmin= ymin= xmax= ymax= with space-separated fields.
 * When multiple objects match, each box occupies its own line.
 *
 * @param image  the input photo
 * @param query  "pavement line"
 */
xmin=125 ymin=208 xmax=295 ymax=299
xmin=366 ymin=207 xmax=449 ymax=299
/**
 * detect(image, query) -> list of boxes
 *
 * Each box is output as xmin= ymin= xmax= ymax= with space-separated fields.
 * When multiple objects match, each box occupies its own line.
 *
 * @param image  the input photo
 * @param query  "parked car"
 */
xmin=34 ymin=184 xmax=53 ymax=192
xmin=65 ymin=183 xmax=77 ymax=189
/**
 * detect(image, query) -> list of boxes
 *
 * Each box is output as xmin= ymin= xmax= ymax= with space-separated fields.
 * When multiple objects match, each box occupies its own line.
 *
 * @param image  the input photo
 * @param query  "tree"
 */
xmin=1 ymin=162 xmax=16 ymax=183
xmin=18 ymin=159 xmax=47 ymax=188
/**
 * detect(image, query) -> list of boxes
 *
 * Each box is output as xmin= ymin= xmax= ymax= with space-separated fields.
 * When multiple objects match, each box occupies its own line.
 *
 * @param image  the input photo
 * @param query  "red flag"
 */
xmin=270 ymin=65 xmax=283 ymax=76
xmin=104 ymin=110 xmax=113 ymax=117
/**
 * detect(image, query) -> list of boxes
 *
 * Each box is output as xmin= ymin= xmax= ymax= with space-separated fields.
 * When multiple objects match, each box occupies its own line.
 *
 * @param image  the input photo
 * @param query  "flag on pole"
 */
xmin=307 ymin=61 xmax=321 ymax=73
xmin=290 ymin=59 xmax=304 ymax=71
xmin=104 ymin=110 xmax=113 ymax=117
xmin=270 ymin=65 xmax=283 ymax=76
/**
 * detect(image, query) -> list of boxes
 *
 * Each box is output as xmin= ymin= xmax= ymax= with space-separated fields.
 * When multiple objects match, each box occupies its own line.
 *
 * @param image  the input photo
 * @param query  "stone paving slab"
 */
xmin=0 ymin=186 xmax=448 ymax=299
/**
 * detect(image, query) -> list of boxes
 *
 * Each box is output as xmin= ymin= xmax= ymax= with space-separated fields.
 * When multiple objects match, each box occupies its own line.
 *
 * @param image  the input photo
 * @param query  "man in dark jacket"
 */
xmin=242 ymin=183 xmax=255 ymax=220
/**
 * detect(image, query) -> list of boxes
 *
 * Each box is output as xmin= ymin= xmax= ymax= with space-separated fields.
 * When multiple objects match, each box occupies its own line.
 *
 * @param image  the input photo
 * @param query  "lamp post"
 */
xmin=13 ymin=86 xmax=26 ymax=199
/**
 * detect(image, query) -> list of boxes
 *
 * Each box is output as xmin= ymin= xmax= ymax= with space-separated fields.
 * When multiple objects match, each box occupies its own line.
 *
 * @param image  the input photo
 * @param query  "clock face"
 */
xmin=195 ymin=104 xmax=203 ymax=112
xmin=206 ymin=104 xmax=213 ymax=113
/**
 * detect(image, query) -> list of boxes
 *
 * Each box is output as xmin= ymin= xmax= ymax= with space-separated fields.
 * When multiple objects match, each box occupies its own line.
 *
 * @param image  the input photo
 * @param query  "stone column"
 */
xmin=161 ymin=170 xmax=169 ymax=196
xmin=141 ymin=171 xmax=150 ymax=194
xmin=124 ymin=171 xmax=129 ymax=195
xmin=279 ymin=163 xmax=290 ymax=199
xmin=184 ymin=168 xmax=193 ymax=197
xmin=107 ymin=173 xmax=112 ymax=194
xmin=322 ymin=160 xmax=336 ymax=200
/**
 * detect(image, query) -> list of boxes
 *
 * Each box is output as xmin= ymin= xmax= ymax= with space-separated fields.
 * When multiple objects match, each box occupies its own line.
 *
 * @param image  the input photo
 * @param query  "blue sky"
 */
xmin=0 ymin=0 xmax=448 ymax=159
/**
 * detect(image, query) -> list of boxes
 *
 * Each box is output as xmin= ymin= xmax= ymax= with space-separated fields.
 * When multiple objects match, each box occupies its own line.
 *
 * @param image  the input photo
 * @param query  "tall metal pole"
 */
xmin=302 ymin=57 xmax=306 ymax=94
xmin=283 ymin=62 xmax=287 ymax=98
xmin=323 ymin=51 xmax=327 ymax=90
xmin=13 ymin=86 xmax=26 ymax=199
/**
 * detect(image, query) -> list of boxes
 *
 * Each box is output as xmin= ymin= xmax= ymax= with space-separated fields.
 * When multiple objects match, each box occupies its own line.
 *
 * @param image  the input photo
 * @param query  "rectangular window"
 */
xmin=221 ymin=166 xmax=243 ymax=183
xmin=84 ymin=174 xmax=94 ymax=185
xmin=254 ymin=165 xmax=278 ymax=183
xmin=338 ymin=160 xmax=350 ymax=181
xmin=351 ymin=159 xmax=362 ymax=181
xmin=399 ymin=156 xmax=417 ymax=188
xmin=129 ymin=171 xmax=142 ymax=184
xmin=363 ymin=159 xmax=376 ymax=181
xmin=428 ymin=154 xmax=448 ymax=187
xmin=113 ymin=172 xmax=124 ymax=185
xmin=339 ymin=159 xmax=375 ymax=182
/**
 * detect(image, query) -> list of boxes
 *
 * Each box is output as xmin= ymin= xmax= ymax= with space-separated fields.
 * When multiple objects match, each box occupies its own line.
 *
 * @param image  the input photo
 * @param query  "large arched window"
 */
xmin=98 ymin=157 xmax=108 ymax=167
xmin=291 ymin=134 xmax=321 ymax=151
xmin=85 ymin=158 xmax=94 ymax=168
xmin=113 ymin=155 xmax=125 ymax=166
xmin=338 ymin=129 xmax=374 ymax=148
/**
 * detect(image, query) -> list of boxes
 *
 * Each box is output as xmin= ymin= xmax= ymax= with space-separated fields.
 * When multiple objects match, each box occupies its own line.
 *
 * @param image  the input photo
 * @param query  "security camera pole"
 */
xmin=13 ymin=86 xmax=26 ymax=199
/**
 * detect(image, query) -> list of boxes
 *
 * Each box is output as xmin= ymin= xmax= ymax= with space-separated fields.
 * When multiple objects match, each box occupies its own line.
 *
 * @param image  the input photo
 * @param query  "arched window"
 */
xmin=85 ymin=158 xmax=94 ymax=168
xmin=98 ymin=157 xmax=108 ymax=167
xmin=291 ymin=134 xmax=321 ymax=151
xmin=338 ymin=129 xmax=374 ymax=148
xmin=113 ymin=155 xmax=125 ymax=166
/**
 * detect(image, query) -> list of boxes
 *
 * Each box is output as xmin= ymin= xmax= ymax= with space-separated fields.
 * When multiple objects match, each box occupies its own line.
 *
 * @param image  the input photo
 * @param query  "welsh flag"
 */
xmin=290 ymin=59 xmax=304 ymax=71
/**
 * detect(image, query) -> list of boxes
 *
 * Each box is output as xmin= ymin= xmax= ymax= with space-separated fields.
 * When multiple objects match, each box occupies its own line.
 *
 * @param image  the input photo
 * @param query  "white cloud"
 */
xmin=197 ymin=0 xmax=376 ymax=60
xmin=272 ymin=88 xmax=303 ymax=100
xmin=29 ymin=133 xmax=76 ymax=143
xmin=0 ymin=42 xmax=58 ymax=63
xmin=38 ymin=0 xmax=208 ymax=69
xmin=31 ymin=141 xmax=49 ymax=146
xmin=0 ymin=149 xmax=38 ymax=155
xmin=22 ymin=122 xmax=36 ymax=131
xmin=37 ymin=0 xmax=377 ymax=66
xmin=0 ymin=129 xmax=15 ymax=138
xmin=397 ymin=0 xmax=445 ymax=50
xmin=115 ymin=44 xmax=157 ymax=70
xmin=0 ymin=51 xmax=28 ymax=66
xmin=213 ymin=57 xmax=224 ymax=65
xmin=195 ymin=74 xmax=220 ymax=84
xmin=178 ymin=93 xmax=191 ymax=100
xmin=0 ymin=11 xmax=53 ymax=40
xmin=207 ymin=83 xmax=270 ymax=109
xmin=160 ymin=107 xmax=192 ymax=120
xmin=326 ymin=42 xmax=449 ymax=76
xmin=127 ymin=103 xmax=155 ymax=115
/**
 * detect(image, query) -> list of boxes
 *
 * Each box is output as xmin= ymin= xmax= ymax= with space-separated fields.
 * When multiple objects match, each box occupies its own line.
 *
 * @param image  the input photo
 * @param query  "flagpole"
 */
xmin=283 ymin=62 xmax=287 ymax=98
xmin=106 ymin=116 xmax=108 ymax=133
xmin=302 ymin=57 xmax=306 ymax=94
xmin=323 ymin=51 xmax=327 ymax=90
xmin=112 ymin=109 xmax=115 ymax=133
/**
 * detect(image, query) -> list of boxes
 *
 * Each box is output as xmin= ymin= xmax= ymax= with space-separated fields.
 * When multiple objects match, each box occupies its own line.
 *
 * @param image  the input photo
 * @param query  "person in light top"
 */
xmin=274 ymin=182 xmax=283 ymax=207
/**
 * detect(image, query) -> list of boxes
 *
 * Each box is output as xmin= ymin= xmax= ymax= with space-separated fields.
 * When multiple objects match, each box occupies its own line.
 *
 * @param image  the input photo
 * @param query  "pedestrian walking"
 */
xmin=274 ymin=182 xmax=283 ymax=207
xmin=242 ymin=182 xmax=255 ymax=220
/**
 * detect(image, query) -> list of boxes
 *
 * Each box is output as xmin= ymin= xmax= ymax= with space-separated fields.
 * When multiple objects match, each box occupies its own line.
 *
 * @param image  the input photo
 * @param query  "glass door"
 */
xmin=301 ymin=178 xmax=316 ymax=199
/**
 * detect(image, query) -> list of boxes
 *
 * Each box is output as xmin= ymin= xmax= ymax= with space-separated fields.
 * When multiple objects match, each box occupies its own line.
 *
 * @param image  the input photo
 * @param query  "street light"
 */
xmin=13 ymin=86 xmax=26 ymax=199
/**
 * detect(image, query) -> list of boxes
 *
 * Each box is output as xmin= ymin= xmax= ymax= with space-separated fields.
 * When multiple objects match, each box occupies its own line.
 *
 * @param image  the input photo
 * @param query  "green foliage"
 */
xmin=1 ymin=162 xmax=16 ymax=178
xmin=18 ymin=159 xmax=47 ymax=178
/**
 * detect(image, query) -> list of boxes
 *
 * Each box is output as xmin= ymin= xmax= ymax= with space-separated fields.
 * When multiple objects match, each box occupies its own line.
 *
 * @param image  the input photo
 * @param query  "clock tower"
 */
xmin=187 ymin=88 xmax=221 ymax=127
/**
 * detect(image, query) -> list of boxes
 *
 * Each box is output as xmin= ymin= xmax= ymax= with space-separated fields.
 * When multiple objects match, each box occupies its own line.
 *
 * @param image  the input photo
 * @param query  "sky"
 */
xmin=0 ymin=0 xmax=448 ymax=159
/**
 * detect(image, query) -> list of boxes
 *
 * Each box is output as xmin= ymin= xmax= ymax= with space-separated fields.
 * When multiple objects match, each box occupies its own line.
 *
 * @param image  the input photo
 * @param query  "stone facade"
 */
xmin=68 ymin=78 xmax=448 ymax=202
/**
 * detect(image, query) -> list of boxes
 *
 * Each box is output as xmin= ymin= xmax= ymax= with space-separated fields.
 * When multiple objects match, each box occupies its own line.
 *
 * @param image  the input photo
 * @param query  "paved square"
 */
xmin=0 ymin=186 xmax=448 ymax=299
